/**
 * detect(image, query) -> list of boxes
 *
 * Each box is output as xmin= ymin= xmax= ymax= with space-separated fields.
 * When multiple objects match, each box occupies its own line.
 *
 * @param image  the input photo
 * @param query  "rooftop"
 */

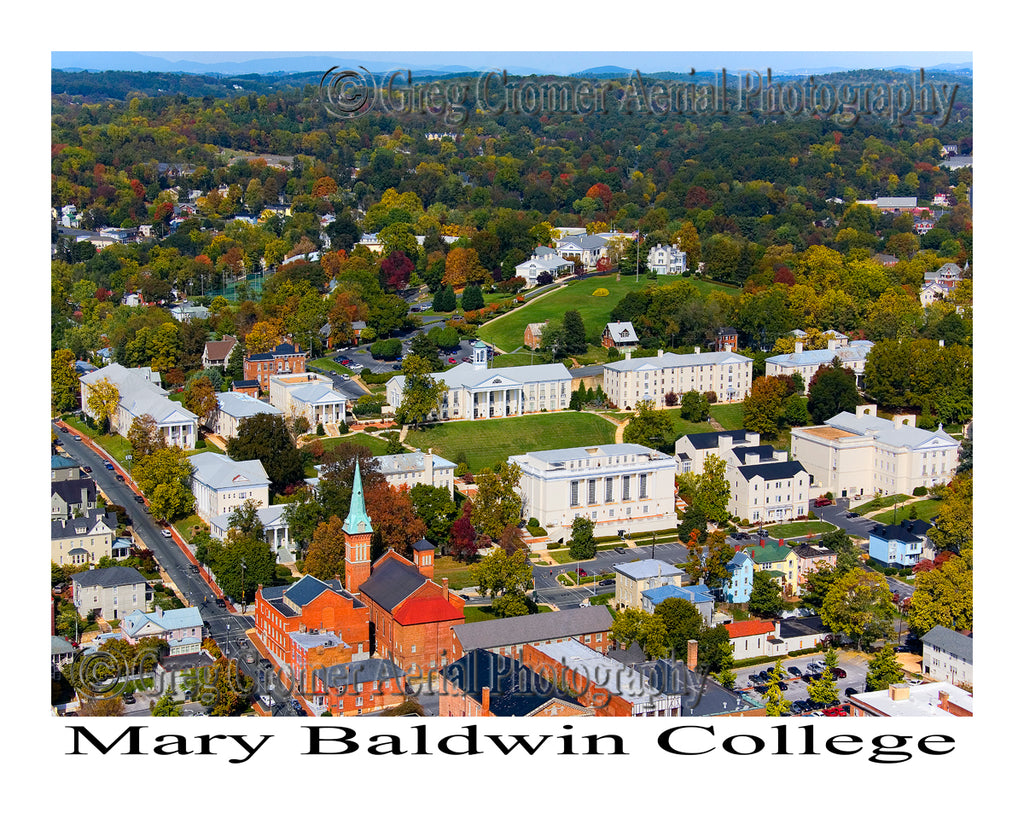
xmin=452 ymin=607 xmax=613 ymax=652
xmin=613 ymin=559 xmax=685 ymax=581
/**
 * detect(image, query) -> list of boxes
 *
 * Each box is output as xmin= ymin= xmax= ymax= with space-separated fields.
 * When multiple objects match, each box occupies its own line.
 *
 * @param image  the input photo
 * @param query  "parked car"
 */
xmin=614 ymin=546 xmax=626 ymax=554
xmin=82 ymin=465 xmax=92 ymax=473
xmin=161 ymin=529 xmax=172 ymax=538
xmin=104 ymin=461 xmax=114 ymax=470
xmin=830 ymin=667 xmax=848 ymax=679
xmin=598 ymin=578 xmax=614 ymax=586
xmin=73 ymin=435 xmax=82 ymax=441
xmin=216 ymin=599 xmax=226 ymax=608
xmin=462 ymin=356 xmax=472 ymax=363
xmin=753 ymin=684 xmax=769 ymax=694
xmin=813 ymin=496 xmax=833 ymax=507
xmin=787 ymin=666 xmax=802 ymax=678
xmin=844 ymin=687 xmax=859 ymax=698
xmin=134 ymin=495 xmax=145 ymax=503
xmin=122 ymin=692 xmax=136 ymax=704
xmin=777 ymin=681 xmax=789 ymax=691
xmin=448 ymin=357 xmax=456 ymax=363
xmin=578 ymin=568 xmax=588 ymax=577
xmin=845 ymin=511 xmax=858 ymax=518
xmin=115 ymin=473 xmax=125 ymax=482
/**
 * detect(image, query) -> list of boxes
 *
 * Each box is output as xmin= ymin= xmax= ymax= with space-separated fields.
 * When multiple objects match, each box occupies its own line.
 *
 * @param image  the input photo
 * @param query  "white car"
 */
xmin=161 ymin=529 xmax=172 ymax=538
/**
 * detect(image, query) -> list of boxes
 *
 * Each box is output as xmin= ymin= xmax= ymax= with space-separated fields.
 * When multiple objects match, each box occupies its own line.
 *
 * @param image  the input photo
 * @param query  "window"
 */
xmin=570 ymin=481 xmax=580 ymax=507
xmin=605 ymin=477 xmax=614 ymax=503
xmin=622 ymin=475 xmax=631 ymax=501
xmin=639 ymin=472 xmax=648 ymax=498
xmin=588 ymin=479 xmax=597 ymax=505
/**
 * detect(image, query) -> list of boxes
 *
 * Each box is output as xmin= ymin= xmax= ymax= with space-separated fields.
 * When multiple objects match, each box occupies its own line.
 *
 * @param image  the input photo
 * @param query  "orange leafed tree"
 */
xmin=442 ymin=247 xmax=490 ymax=289
xmin=364 ymin=482 xmax=426 ymax=557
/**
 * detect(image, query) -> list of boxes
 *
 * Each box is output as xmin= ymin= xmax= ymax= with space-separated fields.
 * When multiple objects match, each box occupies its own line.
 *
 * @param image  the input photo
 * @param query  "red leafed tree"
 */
xmin=130 ymin=179 xmax=146 ymax=198
xmin=773 ymin=265 xmax=795 ymax=285
xmin=585 ymin=182 xmax=613 ymax=210
xmin=380 ymin=251 xmax=414 ymax=292
xmin=596 ymin=256 xmax=611 ymax=272
xmin=450 ymin=500 xmax=478 ymax=562
xmin=364 ymin=482 xmax=426 ymax=557
xmin=154 ymin=200 xmax=175 ymax=224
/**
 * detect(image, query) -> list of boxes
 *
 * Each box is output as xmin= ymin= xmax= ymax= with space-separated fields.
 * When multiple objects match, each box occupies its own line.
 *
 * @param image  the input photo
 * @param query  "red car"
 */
xmin=578 ymin=568 xmax=588 ymax=577
xmin=448 ymin=357 xmax=456 ymax=363
xmin=813 ymin=497 xmax=834 ymax=508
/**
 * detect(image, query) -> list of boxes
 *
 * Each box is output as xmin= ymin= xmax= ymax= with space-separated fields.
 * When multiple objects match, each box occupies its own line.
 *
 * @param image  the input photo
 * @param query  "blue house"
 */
xmin=868 ymin=519 xmax=932 ymax=569
xmin=641 ymin=584 xmax=714 ymax=625
xmin=723 ymin=550 xmax=754 ymax=603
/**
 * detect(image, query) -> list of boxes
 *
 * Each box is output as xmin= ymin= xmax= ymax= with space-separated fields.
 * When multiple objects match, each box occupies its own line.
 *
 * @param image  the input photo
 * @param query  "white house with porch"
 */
xmin=268 ymin=372 xmax=347 ymax=427
xmin=386 ymin=341 xmax=572 ymax=421
xmin=188 ymin=451 xmax=271 ymax=524
xmin=212 ymin=391 xmax=283 ymax=439
xmin=515 ymin=253 xmax=574 ymax=288
xmin=209 ymin=503 xmax=296 ymax=562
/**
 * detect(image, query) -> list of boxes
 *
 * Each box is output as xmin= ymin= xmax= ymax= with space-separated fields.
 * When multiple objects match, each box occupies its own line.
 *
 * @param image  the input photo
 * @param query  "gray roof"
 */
xmin=389 ymin=360 xmax=571 ymax=394
xmin=52 ymin=635 xmax=75 ymax=655
xmin=80 ymin=363 xmax=197 ymax=427
xmin=823 ymin=411 xmax=958 ymax=451
xmin=736 ymin=460 xmax=807 ymax=481
xmin=452 ymin=607 xmax=613 ymax=652
xmin=778 ymin=615 xmax=829 ymax=640
xmin=51 ymin=510 xmax=118 ymax=539
xmin=51 ymin=478 xmax=96 ymax=504
xmin=922 ymin=625 xmax=973 ymax=664
xmin=52 ymin=454 xmax=78 ymax=470
xmin=71 ymin=566 xmax=147 ymax=588
xmin=215 ymin=391 xmax=282 ymax=419
xmin=374 ymin=451 xmax=457 ymax=476
xmin=605 ymin=350 xmax=751 ymax=373
xmin=765 ymin=341 xmax=873 ymax=369
xmin=189 ymin=451 xmax=269 ymax=491
xmin=603 ymin=322 xmax=638 ymax=343
xmin=358 ymin=556 xmax=427 ymax=611
xmin=613 ymin=559 xmax=684 ymax=581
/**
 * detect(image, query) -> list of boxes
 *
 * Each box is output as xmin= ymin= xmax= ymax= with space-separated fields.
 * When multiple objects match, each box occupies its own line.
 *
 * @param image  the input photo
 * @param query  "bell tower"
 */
xmin=343 ymin=461 xmax=373 ymax=595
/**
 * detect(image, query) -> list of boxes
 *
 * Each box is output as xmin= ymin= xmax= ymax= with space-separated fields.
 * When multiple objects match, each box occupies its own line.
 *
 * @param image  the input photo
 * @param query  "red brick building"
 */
xmin=230 ymin=379 xmax=261 ymax=398
xmin=343 ymin=464 xmax=465 ymax=676
xmin=716 ymin=326 xmax=739 ymax=352
xmin=254 ymin=574 xmax=370 ymax=681
xmin=243 ymin=341 xmax=306 ymax=391
xmin=312 ymin=657 xmax=408 ymax=716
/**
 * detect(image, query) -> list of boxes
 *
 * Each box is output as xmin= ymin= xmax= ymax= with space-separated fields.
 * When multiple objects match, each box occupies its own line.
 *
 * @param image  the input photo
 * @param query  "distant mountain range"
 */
xmin=51 ymin=52 xmax=972 ymax=78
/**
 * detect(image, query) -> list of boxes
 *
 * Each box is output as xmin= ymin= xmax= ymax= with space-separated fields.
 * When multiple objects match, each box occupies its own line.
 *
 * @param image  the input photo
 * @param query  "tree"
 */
xmin=395 ymin=356 xmax=445 ymax=430
xmin=866 ymin=644 xmax=905 ymax=691
xmin=409 ymin=484 xmax=456 ymax=547
xmin=227 ymin=413 xmax=304 ymax=493
xmin=127 ymin=413 xmax=165 ymax=460
xmin=653 ymin=597 xmax=702 ymax=657
xmin=380 ymin=251 xmax=414 ymax=292
xmin=567 ymin=516 xmax=596 ymax=560
xmin=623 ymin=399 xmax=674 ymax=451
xmin=132 ymin=447 xmax=195 ymax=520
xmin=807 ymin=649 xmax=840 ymax=705
xmin=364 ymin=482 xmax=426 ymax=556
xmin=683 ymin=528 xmax=732 ymax=589
xmin=52 ymin=349 xmax=81 ymax=413
xmin=183 ymin=375 xmax=219 ymax=426
xmin=806 ymin=360 xmax=859 ymax=424
xmin=820 ymin=568 xmax=896 ymax=650
xmin=207 ymin=527 xmax=275 ymax=605
xmin=693 ymin=454 xmax=731 ymax=525
xmin=697 ymin=624 xmax=734 ymax=674
xmin=432 ymin=285 xmax=457 ymax=312
xmin=610 ymin=608 xmax=668 ymax=659
xmin=764 ymin=660 xmax=791 ymax=716
xmin=227 ymin=498 xmax=265 ymax=539
xmin=743 ymin=376 xmax=786 ymax=437
xmin=225 ymin=342 xmax=246 ymax=382
xmin=907 ymin=554 xmax=972 ymax=635
xmin=443 ymin=247 xmax=489 ymax=288
xmin=930 ymin=473 xmax=972 ymax=557
xmin=86 ymin=378 xmax=120 ymax=433
xmin=678 ymin=390 xmax=709 ymax=422
xmin=79 ymin=696 xmax=125 ymax=717
xmin=562 ymin=309 xmax=587 ymax=355
xmin=473 ymin=547 xmax=532 ymax=600
xmin=821 ymin=528 xmax=860 ymax=574
xmin=150 ymin=692 xmax=183 ymax=716
xmin=783 ymin=392 xmax=810 ymax=427
xmin=749 ymin=571 xmax=784 ymax=618
xmin=304 ymin=515 xmax=348 ymax=582
xmin=470 ymin=461 xmax=523 ymax=541
xmin=460 ymin=284 xmax=485 ymax=311
xmin=450 ymin=500 xmax=479 ymax=562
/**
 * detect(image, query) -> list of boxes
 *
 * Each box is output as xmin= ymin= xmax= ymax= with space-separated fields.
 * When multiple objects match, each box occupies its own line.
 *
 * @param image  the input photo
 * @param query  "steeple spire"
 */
xmin=343 ymin=461 xmax=373 ymax=534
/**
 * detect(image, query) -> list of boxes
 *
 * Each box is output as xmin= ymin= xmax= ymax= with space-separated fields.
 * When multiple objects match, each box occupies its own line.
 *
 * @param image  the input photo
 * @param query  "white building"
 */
xmin=80 ymin=363 xmax=198 ymax=449
xmin=510 ymin=443 xmax=677 ymax=542
xmin=603 ymin=349 xmax=753 ymax=410
xmin=209 ymin=503 xmax=296 ymax=562
xmin=790 ymin=405 xmax=960 ymax=499
xmin=764 ymin=338 xmax=874 ymax=393
xmin=188 ymin=451 xmax=271 ymax=524
xmin=611 ymin=559 xmax=685 ymax=611
xmin=374 ymin=450 xmax=456 ymax=498
xmin=922 ymin=626 xmax=973 ymax=686
xmin=647 ymin=243 xmax=687 ymax=274
xmin=554 ymin=234 xmax=608 ymax=269
xmin=213 ymin=391 xmax=283 ymax=439
xmin=514 ymin=254 xmax=573 ymax=288
xmin=268 ymin=372 xmax=347 ymax=427
xmin=386 ymin=341 xmax=572 ymax=421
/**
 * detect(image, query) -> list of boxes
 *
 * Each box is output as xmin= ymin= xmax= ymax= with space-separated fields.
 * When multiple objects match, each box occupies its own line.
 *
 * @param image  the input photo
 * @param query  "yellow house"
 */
xmin=745 ymin=541 xmax=800 ymax=596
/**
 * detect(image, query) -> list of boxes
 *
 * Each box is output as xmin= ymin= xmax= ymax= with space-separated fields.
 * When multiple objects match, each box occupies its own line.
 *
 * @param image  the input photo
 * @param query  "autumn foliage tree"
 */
xmin=450 ymin=500 xmax=479 ymax=562
xmin=442 ymin=246 xmax=490 ymax=288
xmin=364 ymin=482 xmax=427 ymax=557
xmin=304 ymin=515 xmax=348 ymax=582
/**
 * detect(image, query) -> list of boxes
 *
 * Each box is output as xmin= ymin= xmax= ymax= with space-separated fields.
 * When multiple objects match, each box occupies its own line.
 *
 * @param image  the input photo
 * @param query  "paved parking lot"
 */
xmin=737 ymin=651 xmax=870 ymax=713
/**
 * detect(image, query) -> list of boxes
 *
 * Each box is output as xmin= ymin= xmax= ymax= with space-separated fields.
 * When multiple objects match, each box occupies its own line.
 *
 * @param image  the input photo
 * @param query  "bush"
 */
xmin=337 ymin=422 xmax=349 ymax=434
xmin=528 ymin=518 xmax=539 ymax=528
xmin=913 ymin=486 xmax=927 ymax=496
xmin=592 ymin=288 xmax=609 ymax=297
xmin=607 ymin=346 xmax=620 ymax=361
xmin=316 ymin=422 xmax=325 ymax=436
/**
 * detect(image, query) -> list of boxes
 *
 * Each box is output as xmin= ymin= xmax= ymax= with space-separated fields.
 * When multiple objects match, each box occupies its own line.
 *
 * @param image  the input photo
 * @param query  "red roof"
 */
xmin=393 ymin=596 xmax=464 ymax=626
xmin=724 ymin=620 xmax=776 ymax=639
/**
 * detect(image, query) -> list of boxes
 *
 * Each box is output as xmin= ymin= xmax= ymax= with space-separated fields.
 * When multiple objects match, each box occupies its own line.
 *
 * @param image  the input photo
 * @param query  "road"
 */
xmin=54 ymin=423 xmax=300 ymax=716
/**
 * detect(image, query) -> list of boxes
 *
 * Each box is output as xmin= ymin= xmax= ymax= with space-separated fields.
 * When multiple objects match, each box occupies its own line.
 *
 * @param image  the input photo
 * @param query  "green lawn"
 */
xmin=762 ymin=521 xmax=836 ymax=538
xmin=851 ymin=494 xmax=912 ymax=514
xmin=404 ymin=411 xmax=617 ymax=473
xmin=463 ymin=604 xmax=553 ymax=623
xmin=321 ymin=432 xmax=396 ymax=457
xmin=870 ymin=498 xmax=941 ymax=526
xmin=309 ymin=357 xmax=353 ymax=376
xmin=433 ymin=555 xmax=478 ymax=590
xmin=477 ymin=274 xmax=737 ymax=353
xmin=61 ymin=417 xmax=132 ymax=465
xmin=709 ymin=402 xmax=746 ymax=430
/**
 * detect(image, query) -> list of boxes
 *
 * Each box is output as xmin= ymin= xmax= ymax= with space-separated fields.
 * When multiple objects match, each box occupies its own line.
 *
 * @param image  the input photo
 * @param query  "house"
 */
xmin=243 ymin=341 xmax=307 ymax=391
xmin=868 ymin=196 xmax=918 ymax=213
xmin=514 ymin=254 xmax=573 ymax=288
xmin=202 ymin=335 xmax=238 ymax=370
xmin=675 ymin=429 xmax=761 ymax=475
xmin=120 ymin=606 xmax=204 ymax=655
xmin=51 ymin=478 xmax=97 ymax=520
xmin=511 ymin=443 xmax=678 ymax=542
xmin=731 ymin=458 xmax=811 ymax=525
xmin=601 ymin=321 xmax=639 ymax=350
xmin=311 ymin=658 xmax=408 ymax=716
xmin=231 ymin=379 xmax=261 ymax=398
xmin=872 ymin=252 xmax=900 ymax=267
xmin=919 ymin=280 xmax=948 ymax=307
xmin=211 ymin=391 xmax=283 ymax=439
xmin=52 ymin=454 xmax=80 ymax=482
xmin=792 ymin=542 xmax=837 ymax=585
xmin=386 ymin=342 xmax=572 ymax=421
xmin=450 ymin=607 xmax=614 ymax=661
xmin=374 ymin=450 xmax=457 ymax=498
xmin=722 ymin=549 xmax=755 ymax=603
xmin=725 ymin=620 xmax=778 ymax=661
xmin=188 ymin=451 xmax=270 ymax=524
xmin=868 ymin=519 xmax=933 ymax=568
xmin=338 ymin=464 xmax=464 ymax=674
xmin=555 ymin=233 xmax=608 ymax=269
xmin=849 ymin=682 xmax=972 ymax=717
xmin=209 ymin=503 xmax=296 ymax=562
xmin=603 ymin=348 xmax=753 ymax=409
xmin=255 ymin=573 xmax=371 ymax=677
xmin=646 ymin=243 xmax=687 ymax=274
xmin=268 ymin=372 xmax=347 ymax=427
xmin=51 ymin=510 xmax=118 ymax=566
xmin=764 ymin=339 xmax=874 ymax=393
xmin=524 ymin=322 xmax=547 ymax=350
xmin=745 ymin=541 xmax=800 ymax=596
xmin=80 ymin=363 xmax=198 ymax=449
xmin=612 ymin=559 xmax=685 ymax=611
xmin=72 ymin=566 xmax=150 ymax=620
xmin=790 ymin=404 xmax=960 ymax=498
xmin=641 ymin=584 xmax=714 ymax=624
xmin=52 ymin=636 xmax=76 ymax=674
xmin=284 ymin=630 xmax=357 ymax=691
xmin=921 ymin=626 xmax=973 ymax=686
xmin=776 ymin=615 xmax=830 ymax=653
xmin=169 ymin=301 xmax=209 ymax=323
xmin=921 ymin=262 xmax=964 ymax=305
xmin=439 ymin=648 xmax=591 ymax=717
xmin=715 ymin=327 xmax=739 ymax=352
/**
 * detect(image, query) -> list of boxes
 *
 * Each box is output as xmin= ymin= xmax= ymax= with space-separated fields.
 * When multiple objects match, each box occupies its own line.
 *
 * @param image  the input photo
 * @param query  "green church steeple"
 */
xmin=343 ymin=461 xmax=373 ymax=535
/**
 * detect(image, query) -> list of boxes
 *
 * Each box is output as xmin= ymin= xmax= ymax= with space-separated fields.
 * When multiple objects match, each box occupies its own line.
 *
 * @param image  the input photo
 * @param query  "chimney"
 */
xmin=794 ymin=341 xmax=804 ymax=354
xmin=154 ymin=605 xmax=163 ymax=618
xmin=889 ymin=684 xmax=910 ymax=701
xmin=693 ymin=346 xmax=700 ymax=354
xmin=657 ymin=349 xmax=664 ymax=358
xmin=827 ymin=338 xmax=838 ymax=351
xmin=686 ymin=639 xmax=699 ymax=671
xmin=938 ymin=690 xmax=950 ymax=712
xmin=481 ymin=685 xmax=491 ymax=716
xmin=442 ymin=577 xmax=449 ymax=600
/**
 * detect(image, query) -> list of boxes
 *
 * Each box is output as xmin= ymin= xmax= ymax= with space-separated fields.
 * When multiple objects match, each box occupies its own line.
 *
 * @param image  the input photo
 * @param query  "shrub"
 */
xmin=316 ymin=422 xmax=325 ymax=436
xmin=337 ymin=422 xmax=349 ymax=434
xmin=592 ymin=288 xmax=609 ymax=297
xmin=528 ymin=517 xmax=540 ymax=528
xmin=913 ymin=486 xmax=927 ymax=496
xmin=607 ymin=346 xmax=620 ymax=361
